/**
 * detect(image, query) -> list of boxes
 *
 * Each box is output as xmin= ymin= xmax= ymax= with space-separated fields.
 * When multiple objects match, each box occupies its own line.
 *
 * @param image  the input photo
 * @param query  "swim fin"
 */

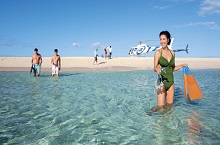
xmin=183 ymin=66 xmax=203 ymax=101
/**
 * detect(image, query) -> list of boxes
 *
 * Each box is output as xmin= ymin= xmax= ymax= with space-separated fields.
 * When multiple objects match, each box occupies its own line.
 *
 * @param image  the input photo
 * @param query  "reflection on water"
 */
xmin=186 ymin=110 xmax=203 ymax=144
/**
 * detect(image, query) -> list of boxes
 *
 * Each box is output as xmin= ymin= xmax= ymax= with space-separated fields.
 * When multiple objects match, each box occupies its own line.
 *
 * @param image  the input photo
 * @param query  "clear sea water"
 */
xmin=0 ymin=70 xmax=220 ymax=145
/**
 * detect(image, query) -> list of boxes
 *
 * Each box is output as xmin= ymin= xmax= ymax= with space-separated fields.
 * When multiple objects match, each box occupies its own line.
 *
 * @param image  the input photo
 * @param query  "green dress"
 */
xmin=158 ymin=49 xmax=175 ymax=91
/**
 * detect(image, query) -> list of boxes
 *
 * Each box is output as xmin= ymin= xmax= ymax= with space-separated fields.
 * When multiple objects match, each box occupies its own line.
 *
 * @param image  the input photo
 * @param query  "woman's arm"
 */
xmin=173 ymin=64 xmax=185 ymax=71
xmin=154 ymin=50 xmax=161 ymax=74
xmin=171 ymin=51 xmax=187 ymax=71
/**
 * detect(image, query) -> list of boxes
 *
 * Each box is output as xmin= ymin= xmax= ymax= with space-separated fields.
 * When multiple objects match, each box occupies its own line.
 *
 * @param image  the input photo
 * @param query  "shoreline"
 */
xmin=0 ymin=66 xmax=146 ymax=72
xmin=0 ymin=57 xmax=220 ymax=72
xmin=0 ymin=67 xmax=219 ymax=72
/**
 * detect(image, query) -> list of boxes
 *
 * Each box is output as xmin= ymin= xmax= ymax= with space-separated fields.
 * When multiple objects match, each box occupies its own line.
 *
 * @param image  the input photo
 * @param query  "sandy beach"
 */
xmin=0 ymin=57 xmax=220 ymax=72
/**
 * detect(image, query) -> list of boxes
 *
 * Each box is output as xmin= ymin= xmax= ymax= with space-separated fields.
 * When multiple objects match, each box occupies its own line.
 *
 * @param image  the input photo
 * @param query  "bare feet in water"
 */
xmin=151 ymin=106 xmax=158 ymax=112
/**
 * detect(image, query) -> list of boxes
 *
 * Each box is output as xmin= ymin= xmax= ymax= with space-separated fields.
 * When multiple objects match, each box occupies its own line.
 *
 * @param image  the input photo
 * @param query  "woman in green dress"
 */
xmin=153 ymin=31 xmax=187 ymax=111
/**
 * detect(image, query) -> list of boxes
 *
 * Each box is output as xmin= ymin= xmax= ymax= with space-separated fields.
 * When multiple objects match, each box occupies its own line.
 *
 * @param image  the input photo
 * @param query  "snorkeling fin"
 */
xmin=183 ymin=66 xmax=203 ymax=101
xmin=183 ymin=73 xmax=187 ymax=98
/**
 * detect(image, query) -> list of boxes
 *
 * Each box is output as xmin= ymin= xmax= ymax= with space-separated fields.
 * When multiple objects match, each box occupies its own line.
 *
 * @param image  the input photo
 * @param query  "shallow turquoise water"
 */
xmin=0 ymin=70 xmax=220 ymax=144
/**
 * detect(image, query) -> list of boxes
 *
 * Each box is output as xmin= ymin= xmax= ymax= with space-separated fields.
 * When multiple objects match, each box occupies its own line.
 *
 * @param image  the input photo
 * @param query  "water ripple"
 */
xmin=0 ymin=70 xmax=220 ymax=144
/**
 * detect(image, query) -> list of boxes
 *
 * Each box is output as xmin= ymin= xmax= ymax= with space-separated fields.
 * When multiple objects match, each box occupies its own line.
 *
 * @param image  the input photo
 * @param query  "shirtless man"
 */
xmin=31 ymin=48 xmax=42 ymax=76
xmin=51 ymin=49 xmax=61 ymax=76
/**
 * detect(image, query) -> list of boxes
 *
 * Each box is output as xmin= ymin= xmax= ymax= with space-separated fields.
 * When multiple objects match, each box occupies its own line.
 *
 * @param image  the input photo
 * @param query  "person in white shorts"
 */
xmin=51 ymin=49 xmax=61 ymax=76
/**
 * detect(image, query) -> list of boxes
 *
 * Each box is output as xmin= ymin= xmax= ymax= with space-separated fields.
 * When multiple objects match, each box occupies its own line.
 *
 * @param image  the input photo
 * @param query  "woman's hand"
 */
xmin=156 ymin=65 xmax=161 ymax=74
xmin=181 ymin=64 xmax=188 ymax=68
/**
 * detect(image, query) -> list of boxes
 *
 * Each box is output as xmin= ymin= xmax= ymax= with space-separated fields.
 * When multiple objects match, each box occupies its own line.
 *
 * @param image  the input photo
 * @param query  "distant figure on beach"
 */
xmin=93 ymin=49 xmax=98 ymax=65
xmin=109 ymin=46 xmax=112 ymax=59
xmin=51 ymin=49 xmax=61 ymax=77
xmin=104 ymin=47 xmax=107 ymax=61
xmin=31 ymin=48 xmax=42 ymax=77
xmin=152 ymin=31 xmax=187 ymax=112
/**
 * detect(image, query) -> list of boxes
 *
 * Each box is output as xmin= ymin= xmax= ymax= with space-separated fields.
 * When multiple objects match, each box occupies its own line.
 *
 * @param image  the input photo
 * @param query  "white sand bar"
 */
xmin=0 ymin=57 xmax=219 ymax=72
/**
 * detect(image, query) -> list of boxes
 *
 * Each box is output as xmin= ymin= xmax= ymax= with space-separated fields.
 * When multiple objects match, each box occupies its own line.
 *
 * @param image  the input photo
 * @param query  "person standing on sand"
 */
xmin=31 ymin=48 xmax=42 ymax=77
xmin=152 ymin=31 xmax=187 ymax=112
xmin=104 ymin=47 xmax=107 ymax=62
xmin=51 ymin=49 xmax=61 ymax=77
xmin=109 ymin=46 xmax=112 ymax=59
xmin=93 ymin=49 xmax=98 ymax=65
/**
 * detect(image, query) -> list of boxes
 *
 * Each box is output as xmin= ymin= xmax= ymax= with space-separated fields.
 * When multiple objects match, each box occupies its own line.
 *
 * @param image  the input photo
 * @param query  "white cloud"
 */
xmin=0 ymin=38 xmax=20 ymax=47
xmin=154 ymin=0 xmax=194 ymax=10
xmin=92 ymin=42 xmax=102 ymax=49
xmin=162 ymin=0 xmax=195 ymax=2
xmin=154 ymin=5 xmax=170 ymax=10
xmin=72 ymin=42 xmax=80 ymax=47
xmin=198 ymin=0 xmax=220 ymax=16
xmin=174 ymin=22 xmax=220 ymax=30
xmin=0 ymin=36 xmax=38 ymax=47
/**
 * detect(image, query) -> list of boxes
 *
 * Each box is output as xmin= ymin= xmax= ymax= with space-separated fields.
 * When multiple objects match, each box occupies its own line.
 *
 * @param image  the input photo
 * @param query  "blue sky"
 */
xmin=0 ymin=0 xmax=220 ymax=57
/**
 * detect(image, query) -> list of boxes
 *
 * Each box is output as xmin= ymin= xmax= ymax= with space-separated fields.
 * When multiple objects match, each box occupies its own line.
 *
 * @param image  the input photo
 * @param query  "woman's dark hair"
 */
xmin=159 ymin=31 xmax=171 ymax=45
